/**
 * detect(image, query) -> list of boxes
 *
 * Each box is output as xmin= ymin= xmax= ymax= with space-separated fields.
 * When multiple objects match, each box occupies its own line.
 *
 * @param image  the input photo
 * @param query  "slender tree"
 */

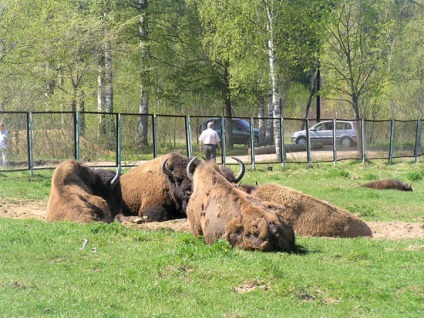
xmin=320 ymin=0 xmax=394 ymax=120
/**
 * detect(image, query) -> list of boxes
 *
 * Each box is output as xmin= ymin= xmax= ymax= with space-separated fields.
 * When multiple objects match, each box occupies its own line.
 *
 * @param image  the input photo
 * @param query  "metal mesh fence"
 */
xmin=0 ymin=111 xmax=422 ymax=172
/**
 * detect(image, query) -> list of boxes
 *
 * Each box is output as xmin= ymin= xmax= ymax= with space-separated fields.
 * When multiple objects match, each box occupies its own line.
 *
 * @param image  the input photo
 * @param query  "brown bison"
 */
xmin=186 ymin=158 xmax=296 ymax=252
xmin=118 ymin=153 xmax=245 ymax=223
xmin=46 ymin=159 xmax=121 ymax=223
xmin=361 ymin=179 xmax=413 ymax=192
xmin=119 ymin=153 xmax=199 ymax=222
xmin=242 ymin=183 xmax=372 ymax=238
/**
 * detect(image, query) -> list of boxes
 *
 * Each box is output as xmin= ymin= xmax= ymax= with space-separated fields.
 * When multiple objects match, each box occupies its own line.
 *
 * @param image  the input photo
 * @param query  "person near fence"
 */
xmin=199 ymin=121 xmax=221 ymax=161
xmin=0 ymin=122 xmax=9 ymax=167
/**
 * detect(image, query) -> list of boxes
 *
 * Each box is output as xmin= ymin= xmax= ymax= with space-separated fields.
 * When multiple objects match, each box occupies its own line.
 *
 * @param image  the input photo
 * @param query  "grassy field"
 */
xmin=0 ymin=159 xmax=423 ymax=317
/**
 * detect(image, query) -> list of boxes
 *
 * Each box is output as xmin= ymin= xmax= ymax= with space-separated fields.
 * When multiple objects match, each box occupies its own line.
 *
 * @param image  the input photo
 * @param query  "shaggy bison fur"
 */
xmin=119 ymin=153 xmax=200 ymax=222
xmin=361 ymin=179 xmax=412 ymax=192
xmin=46 ymin=159 xmax=121 ymax=223
xmin=243 ymin=184 xmax=372 ymax=238
xmin=186 ymin=159 xmax=296 ymax=252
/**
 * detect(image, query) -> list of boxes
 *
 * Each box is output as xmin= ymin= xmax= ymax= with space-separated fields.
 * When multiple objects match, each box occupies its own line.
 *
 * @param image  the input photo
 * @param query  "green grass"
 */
xmin=0 ymin=159 xmax=424 ymax=316
xmin=0 ymin=218 xmax=423 ymax=317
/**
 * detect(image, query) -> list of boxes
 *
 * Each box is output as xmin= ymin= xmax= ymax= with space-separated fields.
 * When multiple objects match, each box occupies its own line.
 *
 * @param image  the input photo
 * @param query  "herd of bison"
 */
xmin=36 ymin=152 xmax=423 ymax=252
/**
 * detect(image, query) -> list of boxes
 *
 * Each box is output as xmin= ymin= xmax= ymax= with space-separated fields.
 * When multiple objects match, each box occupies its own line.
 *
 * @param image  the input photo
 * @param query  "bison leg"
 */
xmin=141 ymin=206 xmax=172 ymax=222
xmin=114 ymin=214 xmax=146 ymax=224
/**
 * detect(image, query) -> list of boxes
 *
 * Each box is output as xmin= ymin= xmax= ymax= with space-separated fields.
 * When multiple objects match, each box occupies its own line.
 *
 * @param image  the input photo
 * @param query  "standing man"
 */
xmin=0 ymin=122 xmax=9 ymax=167
xmin=199 ymin=121 xmax=221 ymax=161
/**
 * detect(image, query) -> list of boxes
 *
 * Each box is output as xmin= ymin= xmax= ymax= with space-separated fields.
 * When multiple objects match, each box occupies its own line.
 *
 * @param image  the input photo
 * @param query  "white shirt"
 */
xmin=199 ymin=128 xmax=221 ymax=145
xmin=0 ymin=128 xmax=8 ymax=149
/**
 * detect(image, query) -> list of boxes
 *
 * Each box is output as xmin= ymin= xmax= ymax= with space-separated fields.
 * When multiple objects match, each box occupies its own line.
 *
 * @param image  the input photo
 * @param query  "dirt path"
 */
xmin=1 ymin=198 xmax=423 ymax=240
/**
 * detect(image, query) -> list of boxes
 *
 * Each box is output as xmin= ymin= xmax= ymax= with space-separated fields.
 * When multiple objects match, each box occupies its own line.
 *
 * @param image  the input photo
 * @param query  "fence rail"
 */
xmin=0 ymin=111 xmax=422 ymax=174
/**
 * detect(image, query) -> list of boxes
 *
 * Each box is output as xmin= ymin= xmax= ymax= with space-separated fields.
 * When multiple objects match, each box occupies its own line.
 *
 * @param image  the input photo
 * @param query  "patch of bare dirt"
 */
xmin=1 ymin=198 xmax=423 ymax=240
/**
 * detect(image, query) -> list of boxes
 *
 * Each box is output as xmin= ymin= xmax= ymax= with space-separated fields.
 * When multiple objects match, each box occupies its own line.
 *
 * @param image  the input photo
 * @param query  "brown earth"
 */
xmin=0 ymin=198 xmax=423 ymax=240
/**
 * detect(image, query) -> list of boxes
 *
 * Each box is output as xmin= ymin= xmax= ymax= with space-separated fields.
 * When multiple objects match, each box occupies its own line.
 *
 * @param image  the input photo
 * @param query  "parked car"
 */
xmin=291 ymin=120 xmax=358 ymax=147
xmin=199 ymin=118 xmax=259 ymax=146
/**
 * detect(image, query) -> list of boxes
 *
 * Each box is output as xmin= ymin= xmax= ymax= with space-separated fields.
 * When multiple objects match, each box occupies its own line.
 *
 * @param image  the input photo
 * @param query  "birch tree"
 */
xmin=320 ymin=0 xmax=394 ymax=120
xmin=136 ymin=0 xmax=150 ymax=147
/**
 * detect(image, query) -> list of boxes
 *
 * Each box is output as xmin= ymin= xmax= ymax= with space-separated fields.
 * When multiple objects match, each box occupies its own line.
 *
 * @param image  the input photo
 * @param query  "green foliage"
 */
xmin=0 ymin=0 xmax=423 ymax=121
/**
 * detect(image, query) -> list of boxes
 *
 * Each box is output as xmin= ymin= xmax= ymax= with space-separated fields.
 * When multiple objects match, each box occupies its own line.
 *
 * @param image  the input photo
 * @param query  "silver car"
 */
xmin=291 ymin=120 xmax=358 ymax=147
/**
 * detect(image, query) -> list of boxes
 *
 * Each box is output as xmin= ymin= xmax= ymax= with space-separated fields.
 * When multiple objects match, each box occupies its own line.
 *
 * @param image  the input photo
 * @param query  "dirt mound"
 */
xmin=1 ymin=198 xmax=423 ymax=240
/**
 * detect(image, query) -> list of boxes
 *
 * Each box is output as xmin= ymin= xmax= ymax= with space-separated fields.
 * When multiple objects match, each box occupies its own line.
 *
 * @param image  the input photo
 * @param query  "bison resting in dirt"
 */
xmin=46 ymin=159 xmax=121 ymax=223
xmin=186 ymin=158 xmax=296 ymax=252
xmin=242 ymin=184 xmax=372 ymax=238
xmin=118 ymin=153 xmax=246 ymax=223
xmin=361 ymin=179 xmax=413 ymax=192
xmin=119 ymin=153 xmax=200 ymax=222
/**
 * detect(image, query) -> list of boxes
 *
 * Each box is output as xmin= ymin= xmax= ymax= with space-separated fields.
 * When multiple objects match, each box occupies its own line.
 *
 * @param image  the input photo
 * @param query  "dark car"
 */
xmin=199 ymin=118 xmax=259 ymax=146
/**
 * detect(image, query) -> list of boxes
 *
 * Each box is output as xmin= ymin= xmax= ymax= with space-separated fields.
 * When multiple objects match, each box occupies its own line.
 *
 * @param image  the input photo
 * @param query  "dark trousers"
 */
xmin=204 ymin=144 xmax=217 ymax=161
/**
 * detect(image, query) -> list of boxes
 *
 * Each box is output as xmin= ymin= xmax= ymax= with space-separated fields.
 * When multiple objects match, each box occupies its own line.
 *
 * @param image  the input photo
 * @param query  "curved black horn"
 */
xmin=110 ymin=168 xmax=120 ymax=188
xmin=186 ymin=156 xmax=198 ymax=181
xmin=162 ymin=158 xmax=173 ymax=177
xmin=231 ymin=157 xmax=245 ymax=183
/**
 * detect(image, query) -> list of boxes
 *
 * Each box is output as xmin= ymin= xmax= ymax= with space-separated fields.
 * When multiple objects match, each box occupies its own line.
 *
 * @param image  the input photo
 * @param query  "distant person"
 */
xmin=0 ymin=122 xmax=9 ymax=167
xmin=199 ymin=121 xmax=221 ymax=161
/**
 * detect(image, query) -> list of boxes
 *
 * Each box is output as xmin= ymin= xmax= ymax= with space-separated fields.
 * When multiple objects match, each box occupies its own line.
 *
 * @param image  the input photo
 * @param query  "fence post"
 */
xmin=116 ymin=113 xmax=122 ymax=171
xmin=280 ymin=118 xmax=285 ymax=168
xmin=414 ymin=119 xmax=421 ymax=163
xmin=361 ymin=119 xmax=366 ymax=163
xmin=27 ymin=112 xmax=34 ymax=176
xmin=153 ymin=114 xmax=158 ymax=158
xmin=186 ymin=116 xmax=193 ymax=158
xmin=332 ymin=118 xmax=337 ymax=165
xmin=306 ymin=118 xmax=312 ymax=165
xmin=220 ymin=117 xmax=226 ymax=166
xmin=250 ymin=117 xmax=256 ymax=169
xmin=389 ymin=119 xmax=395 ymax=163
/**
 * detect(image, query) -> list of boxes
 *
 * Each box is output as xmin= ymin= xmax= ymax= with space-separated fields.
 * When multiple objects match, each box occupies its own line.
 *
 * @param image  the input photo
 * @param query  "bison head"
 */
xmin=161 ymin=155 xmax=201 ymax=216
xmin=91 ymin=168 xmax=122 ymax=218
xmin=186 ymin=156 xmax=245 ymax=184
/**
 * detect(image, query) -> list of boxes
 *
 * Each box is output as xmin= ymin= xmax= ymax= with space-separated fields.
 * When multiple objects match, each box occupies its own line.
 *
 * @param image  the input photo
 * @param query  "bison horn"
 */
xmin=186 ymin=156 xmax=198 ymax=181
xmin=110 ymin=168 xmax=120 ymax=188
xmin=231 ymin=157 xmax=245 ymax=183
xmin=162 ymin=159 xmax=174 ymax=176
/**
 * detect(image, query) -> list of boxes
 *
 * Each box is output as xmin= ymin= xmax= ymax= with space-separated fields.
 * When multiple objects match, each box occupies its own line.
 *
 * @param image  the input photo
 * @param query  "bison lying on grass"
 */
xmin=118 ymin=153 xmax=246 ymax=223
xmin=46 ymin=159 xmax=121 ymax=223
xmin=361 ymin=179 xmax=413 ymax=192
xmin=186 ymin=158 xmax=297 ymax=253
xmin=118 ymin=153 xmax=200 ymax=222
xmin=242 ymin=184 xmax=372 ymax=238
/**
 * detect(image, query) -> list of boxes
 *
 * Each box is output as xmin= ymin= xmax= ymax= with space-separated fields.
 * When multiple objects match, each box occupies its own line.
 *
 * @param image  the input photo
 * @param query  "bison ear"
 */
xmin=162 ymin=159 xmax=173 ymax=177
xmin=110 ymin=168 xmax=120 ymax=188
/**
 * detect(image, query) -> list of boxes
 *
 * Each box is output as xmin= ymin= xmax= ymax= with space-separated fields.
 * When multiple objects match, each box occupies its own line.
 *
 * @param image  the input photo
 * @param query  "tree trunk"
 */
xmin=105 ymin=39 xmax=113 ymax=114
xmin=97 ymin=63 xmax=106 ymax=135
xmin=268 ymin=36 xmax=281 ymax=154
xmin=137 ymin=0 xmax=149 ymax=148
xmin=352 ymin=94 xmax=363 ymax=156
xmin=257 ymin=94 xmax=266 ymax=146
xmin=265 ymin=2 xmax=282 ymax=155
xmin=265 ymin=93 xmax=274 ymax=145
xmin=78 ymin=90 xmax=86 ymax=136
xmin=223 ymin=60 xmax=233 ymax=147
xmin=104 ymin=10 xmax=115 ymax=149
